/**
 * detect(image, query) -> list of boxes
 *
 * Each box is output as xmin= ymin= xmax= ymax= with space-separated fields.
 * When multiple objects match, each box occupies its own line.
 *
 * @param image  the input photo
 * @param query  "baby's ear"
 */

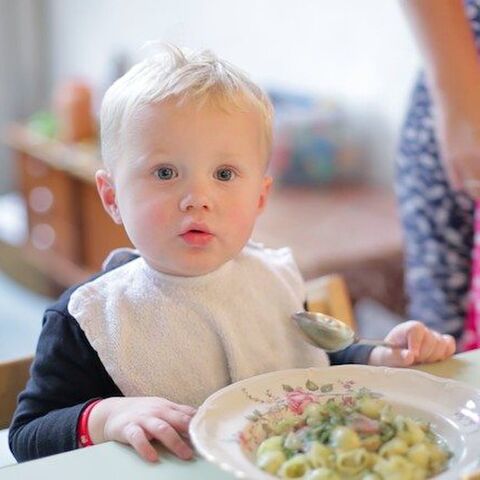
xmin=95 ymin=169 xmax=122 ymax=224
xmin=258 ymin=176 xmax=273 ymax=212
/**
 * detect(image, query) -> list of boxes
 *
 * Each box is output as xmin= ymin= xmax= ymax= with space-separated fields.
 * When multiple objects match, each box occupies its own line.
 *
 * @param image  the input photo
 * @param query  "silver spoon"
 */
xmin=292 ymin=311 xmax=403 ymax=353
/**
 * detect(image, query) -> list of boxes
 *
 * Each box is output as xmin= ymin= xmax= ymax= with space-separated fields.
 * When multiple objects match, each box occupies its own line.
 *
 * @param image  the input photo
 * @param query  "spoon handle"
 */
xmin=354 ymin=338 xmax=403 ymax=349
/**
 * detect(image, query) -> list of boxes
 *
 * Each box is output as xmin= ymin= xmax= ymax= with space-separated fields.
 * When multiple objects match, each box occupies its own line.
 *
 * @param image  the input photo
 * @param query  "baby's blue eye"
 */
xmin=154 ymin=167 xmax=177 ymax=180
xmin=215 ymin=168 xmax=235 ymax=181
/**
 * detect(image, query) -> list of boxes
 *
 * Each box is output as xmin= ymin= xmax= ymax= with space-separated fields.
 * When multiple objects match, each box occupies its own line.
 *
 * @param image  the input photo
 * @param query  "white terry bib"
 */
xmin=68 ymin=242 xmax=329 ymax=406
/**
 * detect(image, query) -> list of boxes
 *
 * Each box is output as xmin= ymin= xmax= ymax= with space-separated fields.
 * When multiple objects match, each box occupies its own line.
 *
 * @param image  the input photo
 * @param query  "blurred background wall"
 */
xmin=1 ymin=0 xmax=420 ymax=194
xmin=0 ymin=0 xmax=49 ymax=193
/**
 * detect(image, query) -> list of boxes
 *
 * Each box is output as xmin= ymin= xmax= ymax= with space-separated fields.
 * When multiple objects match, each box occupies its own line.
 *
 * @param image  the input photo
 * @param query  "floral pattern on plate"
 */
xmin=239 ymin=378 xmax=380 ymax=454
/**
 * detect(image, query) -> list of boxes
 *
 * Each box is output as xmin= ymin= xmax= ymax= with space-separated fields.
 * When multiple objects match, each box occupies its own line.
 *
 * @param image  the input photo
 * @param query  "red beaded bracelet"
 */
xmin=78 ymin=399 xmax=102 ymax=447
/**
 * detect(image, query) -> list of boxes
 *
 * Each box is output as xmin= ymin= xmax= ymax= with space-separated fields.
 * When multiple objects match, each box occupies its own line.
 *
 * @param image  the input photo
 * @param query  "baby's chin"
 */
xmin=146 ymin=256 xmax=229 ymax=277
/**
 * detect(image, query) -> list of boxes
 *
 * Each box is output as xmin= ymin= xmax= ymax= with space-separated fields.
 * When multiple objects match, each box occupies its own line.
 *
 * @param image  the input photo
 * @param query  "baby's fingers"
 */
xmin=170 ymin=402 xmax=197 ymax=416
xmin=424 ymin=334 xmax=456 ymax=363
xmin=368 ymin=346 xmax=415 ymax=367
xmin=444 ymin=334 xmax=457 ymax=356
xmin=406 ymin=321 xmax=428 ymax=357
xmin=387 ymin=347 xmax=416 ymax=367
xmin=143 ymin=418 xmax=193 ymax=460
xmin=123 ymin=423 xmax=158 ymax=463
xmin=157 ymin=407 xmax=194 ymax=434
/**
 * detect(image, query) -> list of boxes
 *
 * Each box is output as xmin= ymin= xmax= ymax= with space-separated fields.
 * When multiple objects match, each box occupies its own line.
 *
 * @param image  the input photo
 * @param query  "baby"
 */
xmin=9 ymin=45 xmax=455 ymax=464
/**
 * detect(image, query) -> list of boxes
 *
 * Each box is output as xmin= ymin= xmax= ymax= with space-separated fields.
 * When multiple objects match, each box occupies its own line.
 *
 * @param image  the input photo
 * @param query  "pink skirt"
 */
xmin=463 ymin=201 xmax=480 ymax=350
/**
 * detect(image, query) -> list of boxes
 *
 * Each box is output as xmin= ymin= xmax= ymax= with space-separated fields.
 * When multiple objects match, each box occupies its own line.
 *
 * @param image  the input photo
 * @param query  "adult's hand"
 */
xmin=435 ymin=96 xmax=480 ymax=198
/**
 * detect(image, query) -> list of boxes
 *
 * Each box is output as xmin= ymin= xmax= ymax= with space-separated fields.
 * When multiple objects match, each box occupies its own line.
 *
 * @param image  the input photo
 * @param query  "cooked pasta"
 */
xmin=253 ymin=394 xmax=451 ymax=479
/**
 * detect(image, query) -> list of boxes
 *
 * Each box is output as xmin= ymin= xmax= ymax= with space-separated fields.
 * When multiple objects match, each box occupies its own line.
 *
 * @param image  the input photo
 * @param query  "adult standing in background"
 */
xmin=396 ymin=0 xmax=480 ymax=341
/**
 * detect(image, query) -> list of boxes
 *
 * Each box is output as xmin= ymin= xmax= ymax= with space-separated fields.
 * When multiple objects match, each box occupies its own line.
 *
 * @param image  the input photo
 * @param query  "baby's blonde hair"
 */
xmin=100 ymin=44 xmax=273 ymax=170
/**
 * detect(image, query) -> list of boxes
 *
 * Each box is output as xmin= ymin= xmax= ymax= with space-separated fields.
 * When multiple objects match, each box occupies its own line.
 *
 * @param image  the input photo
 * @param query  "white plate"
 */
xmin=190 ymin=365 xmax=480 ymax=480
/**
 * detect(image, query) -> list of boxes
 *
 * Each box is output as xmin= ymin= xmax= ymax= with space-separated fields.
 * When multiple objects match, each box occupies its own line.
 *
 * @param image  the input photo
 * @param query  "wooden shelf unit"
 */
xmin=4 ymin=124 xmax=132 ymax=291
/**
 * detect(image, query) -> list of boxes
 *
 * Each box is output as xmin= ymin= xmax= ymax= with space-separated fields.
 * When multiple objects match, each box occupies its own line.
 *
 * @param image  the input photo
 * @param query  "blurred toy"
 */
xmin=27 ymin=111 xmax=57 ymax=139
xmin=268 ymin=89 xmax=363 ymax=187
xmin=54 ymin=80 xmax=96 ymax=142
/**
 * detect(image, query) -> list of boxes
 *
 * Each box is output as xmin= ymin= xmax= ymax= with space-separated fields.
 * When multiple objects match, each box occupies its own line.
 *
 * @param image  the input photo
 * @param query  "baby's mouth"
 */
xmin=180 ymin=229 xmax=214 ymax=247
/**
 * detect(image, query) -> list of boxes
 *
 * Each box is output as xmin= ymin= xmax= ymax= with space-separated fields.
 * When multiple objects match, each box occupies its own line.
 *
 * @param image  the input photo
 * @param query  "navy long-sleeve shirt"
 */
xmin=9 ymin=253 xmax=373 ymax=462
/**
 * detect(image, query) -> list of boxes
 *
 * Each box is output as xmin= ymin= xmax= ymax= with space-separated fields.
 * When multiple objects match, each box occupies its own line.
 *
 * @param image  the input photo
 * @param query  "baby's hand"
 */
xmin=368 ymin=320 xmax=456 ymax=367
xmin=88 ymin=397 xmax=197 ymax=462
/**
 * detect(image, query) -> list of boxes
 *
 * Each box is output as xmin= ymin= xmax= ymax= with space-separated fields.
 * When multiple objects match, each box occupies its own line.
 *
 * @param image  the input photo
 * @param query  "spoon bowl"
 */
xmin=292 ymin=311 xmax=401 ymax=352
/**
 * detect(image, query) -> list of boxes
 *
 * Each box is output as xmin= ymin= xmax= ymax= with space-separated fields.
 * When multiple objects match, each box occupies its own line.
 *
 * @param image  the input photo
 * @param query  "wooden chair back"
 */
xmin=305 ymin=274 xmax=356 ymax=330
xmin=0 ymin=356 xmax=33 ymax=429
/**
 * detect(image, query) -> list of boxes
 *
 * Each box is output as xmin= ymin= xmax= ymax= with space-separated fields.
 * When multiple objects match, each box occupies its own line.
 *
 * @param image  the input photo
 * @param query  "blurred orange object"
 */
xmin=54 ymin=81 xmax=96 ymax=142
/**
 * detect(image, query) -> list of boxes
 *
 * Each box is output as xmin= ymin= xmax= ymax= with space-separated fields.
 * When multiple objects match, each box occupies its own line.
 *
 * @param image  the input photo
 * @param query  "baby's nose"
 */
xmin=179 ymin=191 xmax=212 ymax=212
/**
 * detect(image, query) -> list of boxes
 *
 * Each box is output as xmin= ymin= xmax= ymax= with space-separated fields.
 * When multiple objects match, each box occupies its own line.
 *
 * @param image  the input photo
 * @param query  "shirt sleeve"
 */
xmin=327 ymin=344 xmax=375 ymax=365
xmin=8 ymin=308 xmax=122 ymax=462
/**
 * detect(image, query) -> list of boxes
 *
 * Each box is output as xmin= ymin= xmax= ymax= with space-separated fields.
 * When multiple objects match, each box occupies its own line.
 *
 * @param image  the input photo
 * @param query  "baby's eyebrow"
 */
xmin=146 ymin=147 xmax=170 ymax=157
xmin=125 ymin=153 xmax=163 ymax=171
xmin=131 ymin=150 xmax=171 ymax=165
xmin=214 ymin=152 xmax=242 ymax=162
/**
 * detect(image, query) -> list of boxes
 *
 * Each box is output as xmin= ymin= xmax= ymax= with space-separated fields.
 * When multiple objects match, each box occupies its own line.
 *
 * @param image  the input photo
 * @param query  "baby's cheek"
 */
xmin=130 ymin=203 xmax=169 ymax=241
xmin=145 ymin=204 xmax=169 ymax=226
xmin=143 ymin=195 xmax=173 ymax=221
xmin=228 ymin=207 xmax=259 ymax=236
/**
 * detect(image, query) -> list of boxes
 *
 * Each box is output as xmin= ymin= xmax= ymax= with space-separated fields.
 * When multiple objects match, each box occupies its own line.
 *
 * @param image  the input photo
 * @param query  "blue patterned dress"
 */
xmin=395 ymin=0 xmax=480 ymax=338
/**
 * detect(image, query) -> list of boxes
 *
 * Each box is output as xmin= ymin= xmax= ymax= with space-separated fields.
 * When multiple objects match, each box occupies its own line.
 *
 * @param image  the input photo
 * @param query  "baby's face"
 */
xmin=102 ymin=98 xmax=272 ymax=276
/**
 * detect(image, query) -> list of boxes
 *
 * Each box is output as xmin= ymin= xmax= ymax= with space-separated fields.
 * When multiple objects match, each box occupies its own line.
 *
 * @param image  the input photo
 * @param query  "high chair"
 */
xmin=305 ymin=273 xmax=356 ymax=331
xmin=0 ymin=356 xmax=33 ymax=430
xmin=0 ymin=355 xmax=33 ymax=467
